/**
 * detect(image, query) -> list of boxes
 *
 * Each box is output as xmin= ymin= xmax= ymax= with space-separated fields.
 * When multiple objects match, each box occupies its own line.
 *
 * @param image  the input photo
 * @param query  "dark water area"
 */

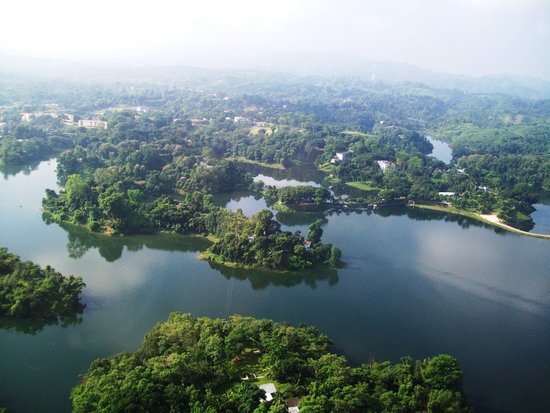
xmin=1 ymin=160 xmax=550 ymax=413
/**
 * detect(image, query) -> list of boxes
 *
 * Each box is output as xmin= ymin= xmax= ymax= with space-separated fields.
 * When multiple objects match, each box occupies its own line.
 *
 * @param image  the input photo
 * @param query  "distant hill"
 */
xmin=244 ymin=51 xmax=550 ymax=99
xmin=2 ymin=53 xmax=550 ymax=99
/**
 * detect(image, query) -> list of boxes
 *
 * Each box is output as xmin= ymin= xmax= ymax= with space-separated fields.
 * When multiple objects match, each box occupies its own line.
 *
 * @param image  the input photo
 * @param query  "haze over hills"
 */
xmin=2 ymin=53 xmax=550 ymax=100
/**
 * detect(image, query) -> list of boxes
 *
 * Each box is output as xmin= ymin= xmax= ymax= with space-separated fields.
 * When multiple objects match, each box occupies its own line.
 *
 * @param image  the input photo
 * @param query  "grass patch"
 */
xmin=227 ymin=156 xmax=285 ymax=170
xmin=250 ymin=126 xmax=274 ymax=136
xmin=342 ymin=130 xmax=370 ymax=138
xmin=345 ymin=181 xmax=382 ymax=191
xmin=254 ymin=377 xmax=279 ymax=387
xmin=272 ymin=203 xmax=292 ymax=212
xmin=318 ymin=163 xmax=334 ymax=173
xmin=200 ymin=234 xmax=220 ymax=243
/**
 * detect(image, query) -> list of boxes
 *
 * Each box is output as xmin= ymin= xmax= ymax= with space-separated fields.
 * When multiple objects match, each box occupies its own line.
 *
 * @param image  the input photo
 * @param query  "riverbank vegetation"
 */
xmin=0 ymin=247 xmax=85 ymax=322
xmin=1 ymin=69 xmax=547 ymax=236
xmin=262 ymin=185 xmax=332 ymax=211
xmin=71 ymin=313 xmax=473 ymax=413
xmin=42 ymin=175 xmax=339 ymax=270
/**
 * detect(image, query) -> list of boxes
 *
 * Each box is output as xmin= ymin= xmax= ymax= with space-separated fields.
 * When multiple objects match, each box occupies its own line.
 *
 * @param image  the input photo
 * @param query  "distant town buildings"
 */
xmin=62 ymin=114 xmax=75 ymax=125
xmin=190 ymin=118 xmax=208 ymax=126
xmin=77 ymin=119 xmax=108 ymax=129
xmin=233 ymin=116 xmax=250 ymax=123
xmin=20 ymin=113 xmax=33 ymax=122
xmin=20 ymin=107 xmax=61 ymax=122
xmin=44 ymin=103 xmax=60 ymax=111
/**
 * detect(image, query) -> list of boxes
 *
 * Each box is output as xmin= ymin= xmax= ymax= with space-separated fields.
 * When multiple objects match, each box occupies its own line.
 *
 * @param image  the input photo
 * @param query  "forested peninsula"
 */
xmin=0 ymin=247 xmax=85 ymax=322
xmin=71 ymin=313 xmax=473 ymax=413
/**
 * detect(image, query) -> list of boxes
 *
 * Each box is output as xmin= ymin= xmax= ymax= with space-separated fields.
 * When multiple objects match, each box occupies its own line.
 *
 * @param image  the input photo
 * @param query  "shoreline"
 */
xmin=412 ymin=203 xmax=550 ymax=240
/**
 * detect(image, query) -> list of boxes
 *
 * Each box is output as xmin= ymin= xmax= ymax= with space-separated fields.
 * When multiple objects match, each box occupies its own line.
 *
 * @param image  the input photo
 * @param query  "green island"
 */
xmin=42 ymin=167 xmax=340 ymax=271
xmin=0 ymin=247 xmax=85 ymax=323
xmin=262 ymin=186 xmax=333 ymax=212
xmin=71 ymin=313 xmax=473 ymax=413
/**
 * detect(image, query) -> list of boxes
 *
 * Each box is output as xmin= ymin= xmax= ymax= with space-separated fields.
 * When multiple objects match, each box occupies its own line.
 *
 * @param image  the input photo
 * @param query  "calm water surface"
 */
xmin=532 ymin=198 xmax=550 ymax=234
xmin=427 ymin=136 xmax=453 ymax=164
xmin=1 ymin=161 xmax=550 ymax=413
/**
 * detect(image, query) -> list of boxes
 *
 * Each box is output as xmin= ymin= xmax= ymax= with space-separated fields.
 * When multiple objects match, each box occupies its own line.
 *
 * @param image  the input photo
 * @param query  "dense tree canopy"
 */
xmin=0 ymin=247 xmax=85 ymax=321
xmin=71 ymin=313 xmax=473 ymax=413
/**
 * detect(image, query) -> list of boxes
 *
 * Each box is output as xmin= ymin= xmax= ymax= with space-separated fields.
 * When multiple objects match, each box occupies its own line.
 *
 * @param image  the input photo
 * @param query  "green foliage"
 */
xmin=263 ymin=186 xmax=332 ymax=208
xmin=306 ymin=219 xmax=324 ymax=244
xmin=207 ymin=210 xmax=336 ymax=270
xmin=30 ymin=71 xmax=549 ymax=250
xmin=0 ymin=247 xmax=85 ymax=321
xmin=71 ymin=313 xmax=472 ymax=413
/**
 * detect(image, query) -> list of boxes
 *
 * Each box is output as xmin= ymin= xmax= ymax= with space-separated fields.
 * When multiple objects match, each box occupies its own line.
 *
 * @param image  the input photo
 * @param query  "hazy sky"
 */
xmin=1 ymin=0 xmax=549 ymax=79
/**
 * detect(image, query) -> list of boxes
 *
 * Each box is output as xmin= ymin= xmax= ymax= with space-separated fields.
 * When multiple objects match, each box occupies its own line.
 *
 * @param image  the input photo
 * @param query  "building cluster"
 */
xmin=16 ymin=103 xmax=108 ymax=130
xmin=258 ymin=382 xmax=300 ymax=412
xmin=76 ymin=119 xmax=108 ymax=129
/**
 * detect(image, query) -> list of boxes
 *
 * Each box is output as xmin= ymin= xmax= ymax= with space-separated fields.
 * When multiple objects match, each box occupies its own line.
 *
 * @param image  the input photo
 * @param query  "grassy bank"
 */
xmin=412 ymin=203 xmax=550 ymax=240
xmin=345 ymin=181 xmax=382 ymax=191
xmin=227 ymin=156 xmax=285 ymax=170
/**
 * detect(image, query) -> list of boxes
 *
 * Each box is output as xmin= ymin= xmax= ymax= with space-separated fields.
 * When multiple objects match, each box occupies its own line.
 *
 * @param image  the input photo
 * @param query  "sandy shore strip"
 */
xmin=412 ymin=203 xmax=550 ymax=240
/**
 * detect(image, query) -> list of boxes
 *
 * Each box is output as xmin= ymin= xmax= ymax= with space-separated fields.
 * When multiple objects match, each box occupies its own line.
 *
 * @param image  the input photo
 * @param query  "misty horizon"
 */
xmin=1 ymin=0 xmax=549 ymax=81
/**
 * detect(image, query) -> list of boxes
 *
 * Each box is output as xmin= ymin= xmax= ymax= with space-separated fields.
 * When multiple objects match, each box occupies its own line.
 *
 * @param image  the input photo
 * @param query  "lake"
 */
xmin=1 ymin=160 xmax=550 ymax=413
xmin=427 ymin=136 xmax=453 ymax=164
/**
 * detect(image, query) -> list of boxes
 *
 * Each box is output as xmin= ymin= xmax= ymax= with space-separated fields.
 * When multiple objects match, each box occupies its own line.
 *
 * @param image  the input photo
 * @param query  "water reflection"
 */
xmin=43 ymin=216 xmax=210 ymax=262
xmin=0 ymin=159 xmax=45 ymax=179
xmin=214 ymin=191 xmax=268 ymax=216
xmin=372 ymin=206 xmax=513 ymax=235
xmin=45 ymin=213 xmax=340 ymax=289
xmin=275 ymin=211 xmax=327 ymax=226
xmin=245 ymin=163 xmax=326 ymax=186
xmin=0 ymin=312 xmax=83 ymax=335
xmin=208 ymin=261 xmax=339 ymax=289
xmin=3 ymin=159 xmax=550 ymax=413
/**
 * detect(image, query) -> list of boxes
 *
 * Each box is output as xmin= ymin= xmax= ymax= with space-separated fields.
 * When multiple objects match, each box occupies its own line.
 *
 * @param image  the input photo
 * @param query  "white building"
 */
xmin=330 ymin=151 xmax=350 ymax=164
xmin=78 ymin=120 xmax=108 ymax=129
xmin=21 ymin=113 xmax=33 ymax=122
xmin=377 ymin=160 xmax=395 ymax=173
xmin=259 ymin=383 xmax=277 ymax=402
